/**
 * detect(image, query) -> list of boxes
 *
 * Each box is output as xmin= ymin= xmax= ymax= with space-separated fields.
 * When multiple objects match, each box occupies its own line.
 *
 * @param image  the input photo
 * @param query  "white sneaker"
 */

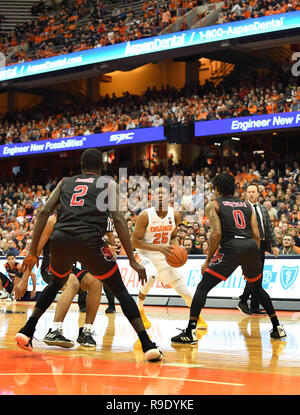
xmin=0 ymin=290 xmax=8 ymax=299
xmin=6 ymin=294 xmax=14 ymax=302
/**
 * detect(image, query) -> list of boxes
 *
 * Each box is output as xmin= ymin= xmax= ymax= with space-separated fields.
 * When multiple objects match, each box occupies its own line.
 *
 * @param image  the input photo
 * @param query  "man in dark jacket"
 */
xmin=238 ymin=184 xmax=279 ymax=315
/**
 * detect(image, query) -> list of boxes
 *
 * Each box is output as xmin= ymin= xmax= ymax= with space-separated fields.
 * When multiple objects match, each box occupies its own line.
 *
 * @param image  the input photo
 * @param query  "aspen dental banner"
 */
xmin=0 ymin=127 xmax=165 ymax=158
xmin=1 ymin=256 xmax=298 ymax=300
xmin=0 ymin=11 xmax=299 ymax=82
xmin=195 ymin=111 xmax=300 ymax=136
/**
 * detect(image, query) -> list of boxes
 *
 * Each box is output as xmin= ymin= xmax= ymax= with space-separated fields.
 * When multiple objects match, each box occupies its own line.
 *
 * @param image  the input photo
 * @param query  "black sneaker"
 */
xmin=77 ymin=327 xmax=96 ymax=347
xmin=43 ymin=329 xmax=75 ymax=348
xmin=270 ymin=325 xmax=286 ymax=339
xmin=171 ymin=328 xmax=198 ymax=345
xmin=237 ymin=301 xmax=252 ymax=315
xmin=105 ymin=306 xmax=116 ymax=314
xmin=142 ymin=341 xmax=163 ymax=362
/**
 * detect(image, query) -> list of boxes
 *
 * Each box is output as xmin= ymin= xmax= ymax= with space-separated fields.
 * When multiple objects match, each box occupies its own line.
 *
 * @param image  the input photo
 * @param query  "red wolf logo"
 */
xmin=209 ymin=252 xmax=224 ymax=266
xmin=101 ymin=245 xmax=115 ymax=262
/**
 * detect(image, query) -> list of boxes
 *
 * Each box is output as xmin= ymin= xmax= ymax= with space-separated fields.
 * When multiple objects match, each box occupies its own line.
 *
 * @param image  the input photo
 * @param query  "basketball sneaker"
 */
xmin=0 ymin=290 xmax=8 ymax=299
xmin=171 ymin=328 xmax=198 ymax=345
xmin=43 ymin=328 xmax=75 ymax=348
xmin=196 ymin=314 xmax=208 ymax=330
xmin=15 ymin=332 xmax=33 ymax=352
xmin=139 ymin=308 xmax=151 ymax=330
xmin=270 ymin=325 xmax=286 ymax=339
xmin=142 ymin=341 xmax=162 ymax=362
xmin=77 ymin=327 xmax=96 ymax=347
xmin=6 ymin=294 xmax=14 ymax=302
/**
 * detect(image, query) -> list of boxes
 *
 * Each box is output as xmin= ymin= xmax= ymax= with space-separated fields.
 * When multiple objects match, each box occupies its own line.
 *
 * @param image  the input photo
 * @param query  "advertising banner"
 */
xmin=0 ymin=12 xmax=299 ymax=82
xmin=0 ymin=127 xmax=165 ymax=158
xmin=195 ymin=111 xmax=300 ymax=137
xmin=1 ymin=256 xmax=299 ymax=300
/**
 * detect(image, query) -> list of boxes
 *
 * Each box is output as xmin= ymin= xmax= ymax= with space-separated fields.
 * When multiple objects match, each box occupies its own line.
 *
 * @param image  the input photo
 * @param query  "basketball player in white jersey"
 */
xmin=131 ymin=186 xmax=207 ymax=330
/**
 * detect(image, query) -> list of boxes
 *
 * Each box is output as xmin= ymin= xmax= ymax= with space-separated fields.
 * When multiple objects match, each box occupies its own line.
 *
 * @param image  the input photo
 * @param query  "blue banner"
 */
xmin=0 ymin=127 xmax=165 ymax=158
xmin=0 ymin=12 xmax=299 ymax=82
xmin=195 ymin=111 xmax=300 ymax=136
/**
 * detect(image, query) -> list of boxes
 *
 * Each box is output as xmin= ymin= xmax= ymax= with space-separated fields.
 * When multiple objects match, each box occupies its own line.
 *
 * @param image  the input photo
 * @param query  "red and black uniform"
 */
xmin=50 ymin=173 xmax=118 ymax=280
xmin=0 ymin=262 xmax=23 ymax=294
xmin=205 ymin=196 xmax=262 ymax=282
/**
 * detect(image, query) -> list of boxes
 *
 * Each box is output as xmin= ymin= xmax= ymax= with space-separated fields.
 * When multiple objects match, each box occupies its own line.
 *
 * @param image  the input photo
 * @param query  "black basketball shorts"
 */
xmin=204 ymin=238 xmax=262 ymax=282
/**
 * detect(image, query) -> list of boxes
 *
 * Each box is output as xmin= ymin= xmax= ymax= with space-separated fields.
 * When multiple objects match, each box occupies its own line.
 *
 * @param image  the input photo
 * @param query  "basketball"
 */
xmin=166 ymin=245 xmax=188 ymax=268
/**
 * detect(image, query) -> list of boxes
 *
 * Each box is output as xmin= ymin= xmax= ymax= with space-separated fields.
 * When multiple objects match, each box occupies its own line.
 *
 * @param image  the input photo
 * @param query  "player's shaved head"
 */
xmin=81 ymin=148 xmax=103 ymax=172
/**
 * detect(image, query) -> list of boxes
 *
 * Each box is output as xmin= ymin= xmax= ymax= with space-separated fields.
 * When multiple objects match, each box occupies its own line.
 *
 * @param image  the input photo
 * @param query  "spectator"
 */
xmin=279 ymin=235 xmax=298 ymax=255
xmin=183 ymin=237 xmax=203 ymax=254
xmin=5 ymin=240 xmax=20 ymax=256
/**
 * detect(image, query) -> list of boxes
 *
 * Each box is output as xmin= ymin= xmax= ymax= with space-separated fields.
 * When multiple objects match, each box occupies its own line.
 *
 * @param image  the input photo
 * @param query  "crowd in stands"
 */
xmin=1 ymin=156 xmax=299 ymax=260
xmin=1 ymin=0 xmax=299 ymax=65
xmin=0 ymin=69 xmax=299 ymax=145
xmin=216 ymin=0 xmax=300 ymax=24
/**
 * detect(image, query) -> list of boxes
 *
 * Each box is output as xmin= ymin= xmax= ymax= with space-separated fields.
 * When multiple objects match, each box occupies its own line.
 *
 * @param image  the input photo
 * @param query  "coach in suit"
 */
xmin=238 ymin=183 xmax=279 ymax=315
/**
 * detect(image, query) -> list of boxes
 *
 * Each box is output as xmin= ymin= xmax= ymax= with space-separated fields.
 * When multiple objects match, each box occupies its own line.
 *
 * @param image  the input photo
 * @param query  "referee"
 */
xmin=238 ymin=183 xmax=279 ymax=315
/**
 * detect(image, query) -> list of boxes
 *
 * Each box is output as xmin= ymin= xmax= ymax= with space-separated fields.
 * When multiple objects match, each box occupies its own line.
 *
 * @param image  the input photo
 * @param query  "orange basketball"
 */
xmin=166 ymin=245 xmax=188 ymax=268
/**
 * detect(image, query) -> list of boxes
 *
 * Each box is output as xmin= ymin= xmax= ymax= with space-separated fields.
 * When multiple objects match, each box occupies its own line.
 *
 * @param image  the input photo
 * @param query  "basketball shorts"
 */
xmin=205 ymin=238 xmax=262 ymax=282
xmin=135 ymin=252 xmax=182 ymax=285
xmin=49 ymin=229 xmax=120 ymax=281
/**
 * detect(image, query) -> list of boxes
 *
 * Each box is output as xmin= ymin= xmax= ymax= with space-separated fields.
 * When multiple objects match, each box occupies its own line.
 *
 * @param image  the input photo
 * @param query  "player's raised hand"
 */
xmin=130 ymin=259 xmax=147 ymax=285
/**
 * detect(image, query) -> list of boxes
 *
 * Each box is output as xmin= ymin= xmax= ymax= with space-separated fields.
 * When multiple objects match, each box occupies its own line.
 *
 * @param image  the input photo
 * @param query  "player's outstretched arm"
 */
xmin=23 ymin=180 xmax=63 ymax=274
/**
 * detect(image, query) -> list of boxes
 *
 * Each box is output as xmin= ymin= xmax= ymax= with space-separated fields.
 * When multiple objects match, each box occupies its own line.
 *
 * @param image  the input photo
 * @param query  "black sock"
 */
xmin=138 ymin=330 xmax=152 ymax=351
xmin=22 ymin=316 xmax=38 ymax=337
xmin=270 ymin=315 xmax=279 ymax=329
xmin=187 ymin=320 xmax=197 ymax=334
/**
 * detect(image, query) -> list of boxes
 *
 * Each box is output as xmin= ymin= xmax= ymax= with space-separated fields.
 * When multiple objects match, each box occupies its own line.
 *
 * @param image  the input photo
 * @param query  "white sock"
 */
xmin=83 ymin=324 xmax=93 ymax=333
xmin=52 ymin=321 xmax=63 ymax=332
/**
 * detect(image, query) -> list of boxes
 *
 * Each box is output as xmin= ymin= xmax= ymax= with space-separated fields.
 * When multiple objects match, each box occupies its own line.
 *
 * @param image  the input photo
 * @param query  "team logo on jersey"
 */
xmin=101 ymin=245 xmax=115 ymax=262
xmin=280 ymin=266 xmax=298 ymax=290
xmin=209 ymin=252 xmax=224 ymax=266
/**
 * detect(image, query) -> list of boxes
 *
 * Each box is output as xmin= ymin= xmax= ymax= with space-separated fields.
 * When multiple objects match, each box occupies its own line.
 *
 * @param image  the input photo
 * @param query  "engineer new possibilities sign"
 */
xmin=0 ymin=12 xmax=299 ymax=82
xmin=195 ymin=111 xmax=300 ymax=136
xmin=0 ymin=127 xmax=165 ymax=158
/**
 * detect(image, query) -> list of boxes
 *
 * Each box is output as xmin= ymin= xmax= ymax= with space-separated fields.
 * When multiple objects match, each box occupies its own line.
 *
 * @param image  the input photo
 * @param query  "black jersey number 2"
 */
xmin=232 ymin=209 xmax=246 ymax=229
xmin=70 ymin=185 xmax=88 ymax=206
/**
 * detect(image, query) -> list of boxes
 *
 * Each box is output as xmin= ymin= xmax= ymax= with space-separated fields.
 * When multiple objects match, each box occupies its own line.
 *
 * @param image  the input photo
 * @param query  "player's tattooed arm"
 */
xmin=204 ymin=201 xmax=222 ymax=264
xmin=19 ymin=181 xmax=63 ymax=284
xmin=29 ymin=180 xmax=63 ymax=259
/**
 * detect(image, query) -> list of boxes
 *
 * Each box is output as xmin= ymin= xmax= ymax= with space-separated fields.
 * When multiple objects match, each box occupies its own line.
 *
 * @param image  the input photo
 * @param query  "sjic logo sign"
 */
xmin=109 ymin=132 xmax=135 ymax=144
